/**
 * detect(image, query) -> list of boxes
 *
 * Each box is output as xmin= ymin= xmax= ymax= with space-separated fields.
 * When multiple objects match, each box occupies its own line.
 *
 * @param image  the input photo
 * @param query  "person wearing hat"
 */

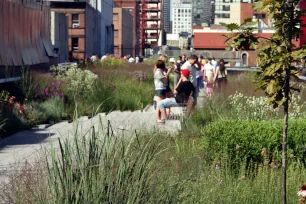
xmin=156 ymin=69 xmax=195 ymax=123
xmin=169 ymin=57 xmax=181 ymax=87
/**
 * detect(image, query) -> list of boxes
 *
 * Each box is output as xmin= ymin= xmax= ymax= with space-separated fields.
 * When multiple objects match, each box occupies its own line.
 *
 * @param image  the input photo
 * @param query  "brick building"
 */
xmin=113 ymin=7 xmax=133 ymax=57
xmin=49 ymin=1 xmax=100 ymax=61
xmin=113 ymin=0 xmax=140 ymax=57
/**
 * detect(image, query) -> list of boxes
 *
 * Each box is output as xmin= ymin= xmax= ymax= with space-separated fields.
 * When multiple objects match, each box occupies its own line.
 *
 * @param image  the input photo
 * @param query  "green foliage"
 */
xmin=49 ymin=64 xmax=77 ymax=76
xmin=19 ymin=66 xmax=35 ymax=100
xmin=0 ymin=90 xmax=9 ymax=107
xmin=25 ymin=97 xmax=67 ymax=126
xmin=254 ymin=0 xmax=305 ymax=108
xmin=200 ymin=119 xmax=306 ymax=174
xmin=56 ymin=67 xmax=98 ymax=101
xmin=221 ymin=18 xmax=259 ymax=51
xmin=0 ymin=108 xmax=27 ymax=138
xmin=47 ymin=125 xmax=164 ymax=203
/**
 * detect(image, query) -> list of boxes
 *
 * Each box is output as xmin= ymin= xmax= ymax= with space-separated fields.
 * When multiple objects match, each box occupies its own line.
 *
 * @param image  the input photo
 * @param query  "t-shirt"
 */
xmin=129 ymin=58 xmax=135 ymax=63
xmin=154 ymin=69 xmax=166 ymax=90
xmin=204 ymin=63 xmax=215 ymax=83
xmin=204 ymin=63 xmax=214 ymax=77
xmin=101 ymin=55 xmax=107 ymax=61
xmin=175 ymin=80 xmax=195 ymax=104
xmin=181 ymin=61 xmax=197 ymax=88
xmin=90 ymin=55 xmax=97 ymax=62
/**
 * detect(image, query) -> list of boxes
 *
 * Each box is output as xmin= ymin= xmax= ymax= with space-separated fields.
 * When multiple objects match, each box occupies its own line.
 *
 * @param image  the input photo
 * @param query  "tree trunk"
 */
xmin=282 ymin=3 xmax=294 ymax=203
xmin=282 ymin=101 xmax=288 ymax=204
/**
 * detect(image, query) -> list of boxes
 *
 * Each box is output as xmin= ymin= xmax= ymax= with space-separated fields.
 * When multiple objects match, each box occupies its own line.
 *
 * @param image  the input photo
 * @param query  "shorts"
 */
xmin=156 ymin=89 xmax=166 ymax=97
xmin=157 ymin=98 xmax=178 ymax=110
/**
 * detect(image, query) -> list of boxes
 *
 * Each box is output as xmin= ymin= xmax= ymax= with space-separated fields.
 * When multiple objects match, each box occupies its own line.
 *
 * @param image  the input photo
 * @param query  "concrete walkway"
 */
xmin=0 ymin=107 xmax=182 ymax=183
xmin=0 ymin=88 xmax=206 ymax=183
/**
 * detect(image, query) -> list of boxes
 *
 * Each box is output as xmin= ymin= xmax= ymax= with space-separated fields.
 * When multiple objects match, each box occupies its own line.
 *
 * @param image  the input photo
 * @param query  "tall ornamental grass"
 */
xmin=46 ymin=121 xmax=165 ymax=203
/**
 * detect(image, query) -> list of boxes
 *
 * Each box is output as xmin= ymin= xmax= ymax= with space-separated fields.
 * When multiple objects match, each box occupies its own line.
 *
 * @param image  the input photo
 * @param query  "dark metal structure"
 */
xmin=0 ymin=0 xmax=54 ymax=67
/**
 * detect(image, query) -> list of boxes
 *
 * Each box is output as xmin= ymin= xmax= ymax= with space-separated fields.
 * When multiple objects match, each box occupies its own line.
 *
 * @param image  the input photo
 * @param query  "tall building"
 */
xmin=139 ymin=0 xmax=163 ymax=55
xmin=192 ymin=0 xmax=212 ymax=26
xmin=163 ymin=0 xmax=171 ymax=33
xmin=213 ymin=0 xmax=256 ymax=25
xmin=113 ymin=7 xmax=133 ymax=57
xmin=172 ymin=0 xmax=192 ymax=35
xmin=113 ymin=0 xmax=140 ymax=57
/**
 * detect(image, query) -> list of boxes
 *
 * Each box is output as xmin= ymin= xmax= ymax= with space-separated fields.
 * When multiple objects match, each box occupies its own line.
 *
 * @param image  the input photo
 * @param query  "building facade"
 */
xmin=139 ymin=0 xmax=163 ymax=54
xmin=49 ymin=0 xmax=113 ymax=61
xmin=113 ymin=0 xmax=140 ymax=57
xmin=113 ymin=7 xmax=133 ymax=57
xmin=50 ymin=1 xmax=99 ymax=60
xmin=213 ymin=0 xmax=258 ymax=25
xmin=192 ymin=0 xmax=212 ymax=26
xmin=163 ymin=0 xmax=171 ymax=33
xmin=97 ymin=0 xmax=114 ymax=55
xmin=172 ymin=0 xmax=192 ymax=35
xmin=50 ymin=12 xmax=69 ymax=63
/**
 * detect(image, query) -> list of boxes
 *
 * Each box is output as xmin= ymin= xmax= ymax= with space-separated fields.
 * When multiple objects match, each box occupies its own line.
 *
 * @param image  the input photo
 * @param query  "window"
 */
xmin=128 ymin=8 xmax=133 ymax=14
xmin=215 ymin=13 xmax=230 ymax=18
xmin=114 ymin=30 xmax=118 ymax=37
xmin=72 ymin=38 xmax=79 ymax=51
xmin=72 ymin=14 xmax=79 ymax=28
xmin=113 ymin=13 xmax=119 ymax=20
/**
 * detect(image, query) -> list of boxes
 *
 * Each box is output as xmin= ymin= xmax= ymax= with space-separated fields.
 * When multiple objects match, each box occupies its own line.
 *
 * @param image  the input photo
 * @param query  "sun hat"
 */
xmin=169 ymin=57 xmax=176 ymax=63
xmin=181 ymin=69 xmax=190 ymax=77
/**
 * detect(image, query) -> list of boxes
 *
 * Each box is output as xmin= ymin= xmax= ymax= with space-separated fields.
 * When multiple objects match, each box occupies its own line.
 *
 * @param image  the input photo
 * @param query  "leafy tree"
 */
xmin=221 ymin=0 xmax=306 ymax=203
xmin=221 ymin=18 xmax=259 ymax=50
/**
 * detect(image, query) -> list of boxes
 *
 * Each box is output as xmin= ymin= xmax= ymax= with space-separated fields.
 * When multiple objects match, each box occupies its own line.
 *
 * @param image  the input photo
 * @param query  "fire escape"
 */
xmin=139 ymin=0 xmax=162 ymax=56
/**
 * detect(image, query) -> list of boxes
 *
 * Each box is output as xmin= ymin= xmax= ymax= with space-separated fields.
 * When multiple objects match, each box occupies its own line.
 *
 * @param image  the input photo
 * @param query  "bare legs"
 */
xmin=155 ymin=96 xmax=164 ymax=121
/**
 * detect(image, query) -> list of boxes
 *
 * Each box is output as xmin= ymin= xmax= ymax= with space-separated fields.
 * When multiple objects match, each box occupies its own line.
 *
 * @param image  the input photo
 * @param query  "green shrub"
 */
xmin=0 ymin=108 xmax=27 ymax=138
xmin=57 ymin=67 xmax=98 ymax=101
xmin=200 ymin=119 xmax=306 ymax=175
xmin=26 ymin=97 xmax=67 ymax=125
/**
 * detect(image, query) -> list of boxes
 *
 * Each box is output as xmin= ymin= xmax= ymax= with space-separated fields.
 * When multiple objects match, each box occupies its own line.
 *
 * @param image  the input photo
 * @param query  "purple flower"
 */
xmin=52 ymin=82 xmax=55 ymax=87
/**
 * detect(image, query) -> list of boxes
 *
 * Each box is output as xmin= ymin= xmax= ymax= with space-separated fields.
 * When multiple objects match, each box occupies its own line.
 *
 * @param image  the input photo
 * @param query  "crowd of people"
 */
xmin=89 ymin=53 xmax=142 ymax=64
xmin=154 ymin=54 xmax=228 ymax=123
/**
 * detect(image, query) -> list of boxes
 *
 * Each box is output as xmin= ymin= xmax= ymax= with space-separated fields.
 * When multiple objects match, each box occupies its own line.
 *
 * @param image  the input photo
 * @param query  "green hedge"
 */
xmin=200 ymin=119 xmax=306 ymax=175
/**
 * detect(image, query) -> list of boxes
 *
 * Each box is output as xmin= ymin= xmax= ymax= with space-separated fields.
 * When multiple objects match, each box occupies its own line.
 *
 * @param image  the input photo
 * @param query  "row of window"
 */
xmin=173 ymin=9 xmax=192 ymax=13
xmin=173 ymin=14 xmax=192 ymax=17
xmin=215 ymin=5 xmax=230 ymax=11
xmin=215 ymin=13 xmax=230 ymax=18
xmin=173 ymin=21 xmax=191 ymax=25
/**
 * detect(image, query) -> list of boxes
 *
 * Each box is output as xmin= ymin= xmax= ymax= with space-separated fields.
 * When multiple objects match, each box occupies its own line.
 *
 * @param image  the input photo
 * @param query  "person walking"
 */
xmin=211 ymin=57 xmax=218 ymax=72
xmin=154 ymin=60 xmax=172 ymax=123
xmin=203 ymin=58 xmax=215 ymax=97
xmin=214 ymin=59 xmax=228 ymax=90
xmin=170 ymin=57 xmax=181 ymax=87
xmin=196 ymin=56 xmax=204 ymax=91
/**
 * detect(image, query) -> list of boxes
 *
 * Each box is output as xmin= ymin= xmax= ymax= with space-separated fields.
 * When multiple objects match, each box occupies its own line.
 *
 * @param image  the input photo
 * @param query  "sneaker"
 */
xmin=157 ymin=119 xmax=165 ymax=124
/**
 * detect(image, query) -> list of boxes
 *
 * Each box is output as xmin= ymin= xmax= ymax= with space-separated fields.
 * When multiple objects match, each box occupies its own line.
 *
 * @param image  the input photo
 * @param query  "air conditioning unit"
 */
xmin=72 ymin=24 xmax=79 ymax=28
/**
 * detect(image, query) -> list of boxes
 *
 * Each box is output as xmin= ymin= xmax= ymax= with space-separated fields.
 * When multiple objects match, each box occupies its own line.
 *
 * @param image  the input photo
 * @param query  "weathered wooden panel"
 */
xmin=13 ymin=4 xmax=23 ymax=66
xmin=0 ymin=0 xmax=6 ymax=65
xmin=0 ymin=0 xmax=54 ymax=66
